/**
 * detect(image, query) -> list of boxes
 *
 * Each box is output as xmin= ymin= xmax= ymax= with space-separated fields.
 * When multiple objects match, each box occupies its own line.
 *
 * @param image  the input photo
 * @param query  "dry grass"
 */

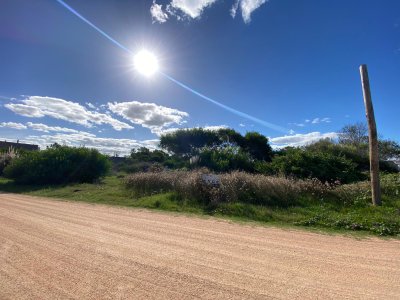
xmin=125 ymin=170 xmax=331 ymax=207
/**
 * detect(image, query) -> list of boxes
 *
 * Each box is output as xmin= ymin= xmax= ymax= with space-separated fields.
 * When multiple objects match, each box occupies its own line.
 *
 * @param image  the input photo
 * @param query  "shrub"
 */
xmin=269 ymin=148 xmax=363 ymax=183
xmin=4 ymin=145 xmax=110 ymax=184
xmin=125 ymin=170 xmax=330 ymax=207
xmin=0 ymin=147 xmax=18 ymax=176
xmin=197 ymin=147 xmax=255 ymax=172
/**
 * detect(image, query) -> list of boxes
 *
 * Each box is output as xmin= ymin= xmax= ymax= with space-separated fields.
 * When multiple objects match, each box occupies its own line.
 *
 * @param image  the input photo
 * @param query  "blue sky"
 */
xmin=1 ymin=0 xmax=399 ymax=155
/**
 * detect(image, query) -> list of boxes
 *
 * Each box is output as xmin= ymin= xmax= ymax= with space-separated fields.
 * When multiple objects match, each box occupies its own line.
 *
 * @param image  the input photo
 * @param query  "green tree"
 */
xmin=160 ymin=128 xmax=220 ymax=157
xmin=242 ymin=131 xmax=273 ymax=161
xmin=378 ymin=139 xmax=400 ymax=160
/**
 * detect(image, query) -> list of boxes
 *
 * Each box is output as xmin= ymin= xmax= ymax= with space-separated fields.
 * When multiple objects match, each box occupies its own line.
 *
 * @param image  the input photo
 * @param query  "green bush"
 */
xmin=4 ymin=145 xmax=110 ymax=184
xmin=269 ymin=147 xmax=363 ymax=183
xmin=197 ymin=147 xmax=255 ymax=172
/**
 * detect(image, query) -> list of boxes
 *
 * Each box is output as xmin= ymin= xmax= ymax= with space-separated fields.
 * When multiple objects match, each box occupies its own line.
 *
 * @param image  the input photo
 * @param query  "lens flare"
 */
xmin=55 ymin=0 xmax=290 ymax=133
xmin=134 ymin=50 xmax=159 ymax=77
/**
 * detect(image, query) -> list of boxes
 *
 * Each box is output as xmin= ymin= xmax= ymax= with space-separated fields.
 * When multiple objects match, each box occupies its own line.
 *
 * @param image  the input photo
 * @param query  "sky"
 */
xmin=1 ymin=0 xmax=399 ymax=155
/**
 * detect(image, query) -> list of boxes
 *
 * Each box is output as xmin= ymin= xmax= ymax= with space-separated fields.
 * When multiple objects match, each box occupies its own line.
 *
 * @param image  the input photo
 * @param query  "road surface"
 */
xmin=1 ymin=193 xmax=399 ymax=299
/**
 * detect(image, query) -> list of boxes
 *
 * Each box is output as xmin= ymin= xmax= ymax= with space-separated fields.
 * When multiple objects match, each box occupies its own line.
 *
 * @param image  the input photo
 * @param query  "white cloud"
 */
xmin=0 ymin=122 xmax=27 ymax=130
xmin=290 ymin=123 xmax=305 ymax=127
xmin=151 ymin=0 xmax=267 ymax=23
xmin=150 ymin=1 xmax=169 ymax=23
xmin=4 ymin=103 xmax=44 ymax=117
xmin=154 ymin=125 xmax=228 ymax=137
xmin=230 ymin=0 xmax=240 ymax=18
xmin=5 ymin=96 xmax=133 ymax=131
xmin=239 ymin=123 xmax=245 ymax=127
xmin=237 ymin=0 xmax=267 ymax=23
xmin=270 ymin=132 xmax=338 ymax=148
xmin=26 ymin=122 xmax=79 ymax=133
xmin=19 ymin=132 xmax=159 ymax=156
xmin=108 ymin=101 xmax=189 ymax=134
xmin=169 ymin=0 xmax=218 ymax=19
xmin=86 ymin=102 xmax=96 ymax=109
xmin=311 ymin=117 xmax=331 ymax=124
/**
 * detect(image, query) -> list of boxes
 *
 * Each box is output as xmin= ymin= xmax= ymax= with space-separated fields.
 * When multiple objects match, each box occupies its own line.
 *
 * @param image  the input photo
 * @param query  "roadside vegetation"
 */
xmin=1 ymin=123 xmax=399 ymax=236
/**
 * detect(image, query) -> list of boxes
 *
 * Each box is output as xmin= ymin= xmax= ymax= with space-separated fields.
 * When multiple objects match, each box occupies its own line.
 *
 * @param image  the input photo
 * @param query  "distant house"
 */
xmin=0 ymin=140 xmax=39 ymax=151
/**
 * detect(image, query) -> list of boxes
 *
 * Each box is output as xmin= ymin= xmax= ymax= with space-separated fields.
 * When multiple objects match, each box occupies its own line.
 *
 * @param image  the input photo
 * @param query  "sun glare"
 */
xmin=134 ymin=50 xmax=159 ymax=77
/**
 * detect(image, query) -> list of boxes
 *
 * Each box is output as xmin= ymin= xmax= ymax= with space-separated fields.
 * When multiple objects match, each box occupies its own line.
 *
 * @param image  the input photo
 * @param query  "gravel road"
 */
xmin=1 ymin=193 xmax=399 ymax=299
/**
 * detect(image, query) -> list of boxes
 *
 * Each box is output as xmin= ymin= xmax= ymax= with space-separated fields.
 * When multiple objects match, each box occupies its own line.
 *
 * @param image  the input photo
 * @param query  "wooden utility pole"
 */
xmin=359 ymin=64 xmax=381 ymax=206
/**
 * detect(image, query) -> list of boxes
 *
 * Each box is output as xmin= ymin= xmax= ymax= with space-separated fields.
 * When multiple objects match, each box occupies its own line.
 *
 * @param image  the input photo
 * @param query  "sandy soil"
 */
xmin=0 ymin=193 xmax=399 ymax=299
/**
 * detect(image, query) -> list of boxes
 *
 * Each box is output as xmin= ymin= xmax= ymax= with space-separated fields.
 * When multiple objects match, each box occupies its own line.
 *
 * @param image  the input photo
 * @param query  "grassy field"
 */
xmin=1 ymin=175 xmax=399 ymax=237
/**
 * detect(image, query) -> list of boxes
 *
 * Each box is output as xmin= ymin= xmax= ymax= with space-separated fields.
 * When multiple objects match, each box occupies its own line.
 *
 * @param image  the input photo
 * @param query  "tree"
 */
xmin=338 ymin=122 xmax=368 ymax=147
xmin=160 ymin=128 xmax=220 ymax=157
xmin=378 ymin=139 xmax=400 ymax=160
xmin=242 ymin=132 xmax=273 ymax=161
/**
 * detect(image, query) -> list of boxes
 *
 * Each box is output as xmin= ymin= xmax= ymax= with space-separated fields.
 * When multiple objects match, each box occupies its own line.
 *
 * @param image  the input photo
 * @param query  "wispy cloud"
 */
xmin=311 ymin=117 xmax=331 ymax=124
xmin=5 ymin=96 xmax=133 ymax=131
xmin=289 ymin=123 xmax=305 ymax=127
xmin=151 ymin=0 xmax=268 ymax=23
xmin=85 ymin=102 xmax=96 ymax=109
xmin=290 ymin=117 xmax=331 ymax=128
xmin=26 ymin=122 xmax=80 ymax=134
xmin=0 ymin=122 xmax=27 ymax=130
xmin=108 ymin=101 xmax=189 ymax=135
xmin=270 ymin=131 xmax=338 ymax=148
xmin=232 ymin=0 xmax=268 ymax=23
xmin=155 ymin=125 xmax=228 ymax=136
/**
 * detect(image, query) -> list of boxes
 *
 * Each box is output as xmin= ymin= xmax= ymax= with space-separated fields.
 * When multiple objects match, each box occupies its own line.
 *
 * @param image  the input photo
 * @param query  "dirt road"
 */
xmin=0 ymin=193 xmax=399 ymax=299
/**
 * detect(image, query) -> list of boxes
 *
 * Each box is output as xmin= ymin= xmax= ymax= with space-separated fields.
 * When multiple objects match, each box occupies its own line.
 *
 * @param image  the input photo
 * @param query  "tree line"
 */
xmin=122 ymin=123 xmax=399 ymax=184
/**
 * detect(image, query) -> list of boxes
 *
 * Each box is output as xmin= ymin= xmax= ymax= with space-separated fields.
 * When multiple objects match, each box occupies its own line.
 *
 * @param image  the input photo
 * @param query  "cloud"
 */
xmin=0 ymin=122 xmax=27 ymax=130
xmin=234 ymin=0 xmax=267 ymax=23
xmin=270 ymin=132 xmax=338 ymax=148
xmin=86 ymin=102 xmax=96 ymax=109
xmin=311 ymin=117 xmax=331 ymax=124
xmin=5 ymin=96 xmax=133 ymax=131
xmin=108 ymin=101 xmax=189 ymax=134
xmin=239 ymin=123 xmax=245 ymax=127
xmin=155 ymin=125 xmax=228 ymax=136
xmin=230 ymin=0 xmax=240 ymax=18
xmin=168 ymin=0 xmax=218 ymax=19
xmin=26 ymin=122 xmax=80 ymax=133
xmin=151 ymin=0 xmax=267 ymax=23
xmin=15 ymin=132 xmax=159 ymax=156
xmin=290 ymin=123 xmax=305 ymax=127
xmin=150 ymin=1 xmax=169 ymax=23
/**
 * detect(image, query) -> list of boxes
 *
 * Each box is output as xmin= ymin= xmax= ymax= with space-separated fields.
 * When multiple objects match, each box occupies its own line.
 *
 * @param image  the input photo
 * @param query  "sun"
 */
xmin=133 ymin=50 xmax=159 ymax=77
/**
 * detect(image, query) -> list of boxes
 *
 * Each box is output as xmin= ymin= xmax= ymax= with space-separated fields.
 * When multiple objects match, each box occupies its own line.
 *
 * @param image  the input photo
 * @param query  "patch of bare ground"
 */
xmin=0 ymin=193 xmax=399 ymax=299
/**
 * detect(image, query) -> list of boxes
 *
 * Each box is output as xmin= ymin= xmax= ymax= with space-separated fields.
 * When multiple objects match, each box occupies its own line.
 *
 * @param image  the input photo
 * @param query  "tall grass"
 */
xmin=125 ymin=170 xmax=330 ymax=207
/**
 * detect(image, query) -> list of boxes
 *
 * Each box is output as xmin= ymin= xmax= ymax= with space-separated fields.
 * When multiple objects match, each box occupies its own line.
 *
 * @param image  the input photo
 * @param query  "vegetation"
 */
xmin=1 ymin=172 xmax=398 ymax=236
xmin=124 ymin=170 xmax=400 ymax=236
xmin=1 ymin=123 xmax=399 ymax=236
xmin=4 ymin=144 xmax=110 ymax=184
xmin=0 ymin=147 xmax=19 ymax=176
xmin=267 ymin=147 xmax=362 ymax=183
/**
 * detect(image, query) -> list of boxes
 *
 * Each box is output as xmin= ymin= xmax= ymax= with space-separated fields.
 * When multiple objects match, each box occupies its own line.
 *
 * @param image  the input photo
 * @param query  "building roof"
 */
xmin=0 ymin=141 xmax=39 ymax=151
